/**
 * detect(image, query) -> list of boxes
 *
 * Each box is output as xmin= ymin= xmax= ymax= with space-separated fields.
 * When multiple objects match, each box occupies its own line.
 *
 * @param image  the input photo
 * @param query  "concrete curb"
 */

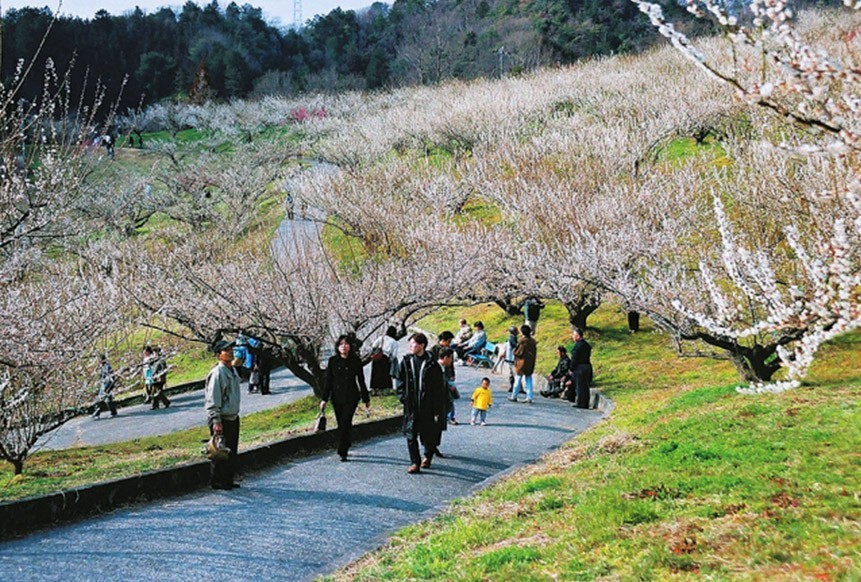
xmin=106 ymin=378 xmax=206 ymax=411
xmin=0 ymin=414 xmax=403 ymax=540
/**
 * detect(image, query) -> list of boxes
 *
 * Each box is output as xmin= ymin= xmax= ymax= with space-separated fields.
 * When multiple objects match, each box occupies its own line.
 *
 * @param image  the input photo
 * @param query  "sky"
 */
xmin=1 ymin=0 xmax=374 ymax=26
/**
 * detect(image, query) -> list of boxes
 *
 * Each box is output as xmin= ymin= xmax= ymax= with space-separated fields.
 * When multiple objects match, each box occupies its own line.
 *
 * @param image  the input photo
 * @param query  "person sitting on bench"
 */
xmin=455 ymin=321 xmax=487 ymax=362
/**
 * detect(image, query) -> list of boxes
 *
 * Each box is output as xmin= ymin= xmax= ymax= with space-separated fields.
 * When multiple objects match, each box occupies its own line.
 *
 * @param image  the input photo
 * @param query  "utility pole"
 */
xmin=293 ymin=0 xmax=302 ymax=30
xmin=496 ymin=46 xmax=510 ymax=78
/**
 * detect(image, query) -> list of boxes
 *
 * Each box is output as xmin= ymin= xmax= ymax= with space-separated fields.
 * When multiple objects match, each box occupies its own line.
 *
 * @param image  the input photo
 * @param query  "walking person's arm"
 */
xmin=356 ymin=359 xmax=371 ymax=415
xmin=320 ymin=359 xmax=334 ymax=412
xmin=204 ymin=369 xmax=224 ymax=434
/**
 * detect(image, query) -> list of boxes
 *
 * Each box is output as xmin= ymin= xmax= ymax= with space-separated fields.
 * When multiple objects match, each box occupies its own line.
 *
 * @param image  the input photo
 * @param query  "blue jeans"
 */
xmin=512 ymin=374 xmax=533 ymax=401
xmin=471 ymin=408 xmax=487 ymax=423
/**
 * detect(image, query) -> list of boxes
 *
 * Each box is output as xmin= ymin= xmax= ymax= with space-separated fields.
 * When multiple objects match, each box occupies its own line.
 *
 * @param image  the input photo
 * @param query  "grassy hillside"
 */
xmin=332 ymin=305 xmax=860 ymax=580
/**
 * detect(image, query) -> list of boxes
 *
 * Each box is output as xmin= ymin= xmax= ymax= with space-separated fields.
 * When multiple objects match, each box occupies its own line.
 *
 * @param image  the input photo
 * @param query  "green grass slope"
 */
xmin=333 ymin=304 xmax=860 ymax=580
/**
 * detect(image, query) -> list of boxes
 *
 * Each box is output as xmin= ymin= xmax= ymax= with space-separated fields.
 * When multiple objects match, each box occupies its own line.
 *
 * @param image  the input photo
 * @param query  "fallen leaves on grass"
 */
xmin=474 ymin=532 xmax=552 ymax=555
xmin=622 ymin=484 xmax=687 ymax=501
xmin=770 ymin=492 xmax=801 ymax=509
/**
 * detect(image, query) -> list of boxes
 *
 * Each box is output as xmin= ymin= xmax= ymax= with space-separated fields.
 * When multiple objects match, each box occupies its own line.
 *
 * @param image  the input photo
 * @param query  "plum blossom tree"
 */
xmin=0 ymin=58 xmax=109 ymax=281
xmin=151 ymin=141 xmax=298 ymax=237
xmin=0 ymin=263 xmax=121 ymax=474
xmin=0 ymin=39 xmax=129 ymax=473
xmin=111 ymin=215 xmax=492 ymax=398
xmin=631 ymin=0 xmax=861 ymax=391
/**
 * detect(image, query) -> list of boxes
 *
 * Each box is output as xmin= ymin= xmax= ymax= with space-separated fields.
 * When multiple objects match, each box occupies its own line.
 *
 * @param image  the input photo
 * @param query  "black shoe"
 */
xmin=211 ymin=483 xmax=232 ymax=490
xmin=164 ymin=401 xmax=170 ymax=408
xmin=434 ymin=449 xmax=446 ymax=459
xmin=339 ymin=455 xmax=349 ymax=462
xmin=230 ymin=483 xmax=241 ymax=489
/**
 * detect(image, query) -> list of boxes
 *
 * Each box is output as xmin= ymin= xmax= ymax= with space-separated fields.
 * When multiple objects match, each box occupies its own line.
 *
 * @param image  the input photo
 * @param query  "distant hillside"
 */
xmin=0 ymin=0 xmax=821 ymax=108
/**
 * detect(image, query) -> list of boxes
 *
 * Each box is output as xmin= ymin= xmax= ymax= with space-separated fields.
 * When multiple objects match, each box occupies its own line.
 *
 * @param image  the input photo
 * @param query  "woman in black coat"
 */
xmin=320 ymin=335 xmax=371 ymax=461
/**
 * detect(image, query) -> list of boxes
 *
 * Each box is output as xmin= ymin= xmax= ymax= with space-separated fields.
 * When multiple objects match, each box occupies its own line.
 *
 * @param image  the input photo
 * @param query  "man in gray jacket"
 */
xmin=205 ymin=339 xmax=242 ymax=490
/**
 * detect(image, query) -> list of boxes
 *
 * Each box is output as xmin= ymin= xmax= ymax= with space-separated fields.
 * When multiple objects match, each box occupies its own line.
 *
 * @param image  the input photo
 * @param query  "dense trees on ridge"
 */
xmin=0 ymin=0 xmax=704 ymax=107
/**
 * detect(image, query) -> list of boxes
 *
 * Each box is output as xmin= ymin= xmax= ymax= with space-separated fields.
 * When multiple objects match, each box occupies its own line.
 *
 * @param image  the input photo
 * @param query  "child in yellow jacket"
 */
xmin=470 ymin=377 xmax=493 ymax=425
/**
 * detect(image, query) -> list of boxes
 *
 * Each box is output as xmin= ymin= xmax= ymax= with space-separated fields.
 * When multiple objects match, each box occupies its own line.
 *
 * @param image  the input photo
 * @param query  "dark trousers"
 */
xmin=94 ymin=398 xmax=117 ymax=416
xmin=407 ymin=423 xmax=440 ymax=466
xmin=151 ymin=382 xmax=170 ymax=409
xmin=333 ymin=400 xmax=358 ymax=457
xmin=628 ymin=311 xmax=640 ymax=333
xmin=210 ymin=417 xmax=240 ymax=487
xmin=569 ymin=365 xmax=593 ymax=409
xmin=259 ymin=365 xmax=271 ymax=394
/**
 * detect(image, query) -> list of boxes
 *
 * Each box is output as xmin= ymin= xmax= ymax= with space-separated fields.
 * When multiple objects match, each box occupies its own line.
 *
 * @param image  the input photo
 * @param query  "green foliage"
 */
xmin=0 ymin=0 xmax=734 ymax=108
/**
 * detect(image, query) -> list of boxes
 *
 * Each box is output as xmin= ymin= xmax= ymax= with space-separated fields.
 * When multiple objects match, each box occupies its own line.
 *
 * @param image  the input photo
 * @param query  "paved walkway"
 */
xmin=0 ymin=362 xmax=604 ymax=580
xmin=35 ymin=367 xmax=312 ymax=451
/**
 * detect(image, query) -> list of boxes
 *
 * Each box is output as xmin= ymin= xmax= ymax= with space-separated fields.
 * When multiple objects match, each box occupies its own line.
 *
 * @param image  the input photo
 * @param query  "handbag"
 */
xmin=449 ymin=383 xmax=461 ymax=400
xmin=205 ymin=434 xmax=231 ymax=462
xmin=370 ymin=347 xmax=385 ymax=361
xmin=314 ymin=413 xmax=327 ymax=432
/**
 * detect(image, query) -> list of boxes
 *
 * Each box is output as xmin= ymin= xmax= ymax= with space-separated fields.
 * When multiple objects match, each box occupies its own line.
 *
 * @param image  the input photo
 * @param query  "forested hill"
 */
xmin=0 ymin=0 xmax=814 ymax=108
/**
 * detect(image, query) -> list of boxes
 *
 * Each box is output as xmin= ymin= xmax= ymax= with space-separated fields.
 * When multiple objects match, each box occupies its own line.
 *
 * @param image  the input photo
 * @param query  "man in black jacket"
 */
xmin=542 ymin=346 xmax=570 ymax=398
xmin=397 ymin=333 xmax=447 ymax=474
xmin=566 ymin=328 xmax=593 ymax=409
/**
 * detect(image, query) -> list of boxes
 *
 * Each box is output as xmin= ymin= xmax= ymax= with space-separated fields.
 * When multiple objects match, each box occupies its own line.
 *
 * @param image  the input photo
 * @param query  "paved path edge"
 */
xmin=0 ymin=414 xmax=403 ymax=541
xmin=320 ymin=395 xmax=615 ymax=578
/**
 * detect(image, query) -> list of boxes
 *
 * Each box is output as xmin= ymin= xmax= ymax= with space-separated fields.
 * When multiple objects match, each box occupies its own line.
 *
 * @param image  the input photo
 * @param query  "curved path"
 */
xmin=0 ymin=362 xmax=604 ymax=580
xmin=35 ymin=367 xmax=312 ymax=451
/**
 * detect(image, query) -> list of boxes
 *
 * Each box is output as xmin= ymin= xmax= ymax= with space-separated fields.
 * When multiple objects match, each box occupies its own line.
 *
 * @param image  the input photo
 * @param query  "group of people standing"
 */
xmin=142 ymin=346 xmax=171 ymax=410
xmin=543 ymin=328 xmax=593 ymax=408
xmin=201 ymin=315 xmax=594 ymax=488
xmin=232 ymin=335 xmax=273 ymax=395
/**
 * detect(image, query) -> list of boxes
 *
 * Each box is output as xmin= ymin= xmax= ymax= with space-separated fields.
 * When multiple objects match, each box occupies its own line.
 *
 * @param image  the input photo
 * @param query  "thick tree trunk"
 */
xmin=494 ymin=297 xmax=525 ymax=317
xmin=277 ymin=342 xmax=326 ymax=399
xmin=13 ymin=459 xmax=23 ymax=475
xmin=564 ymin=300 xmax=600 ymax=331
xmin=685 ymin=329 xmax=785 ymax=383
xmin=729 ymin=344 xmax=781 ymax=383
